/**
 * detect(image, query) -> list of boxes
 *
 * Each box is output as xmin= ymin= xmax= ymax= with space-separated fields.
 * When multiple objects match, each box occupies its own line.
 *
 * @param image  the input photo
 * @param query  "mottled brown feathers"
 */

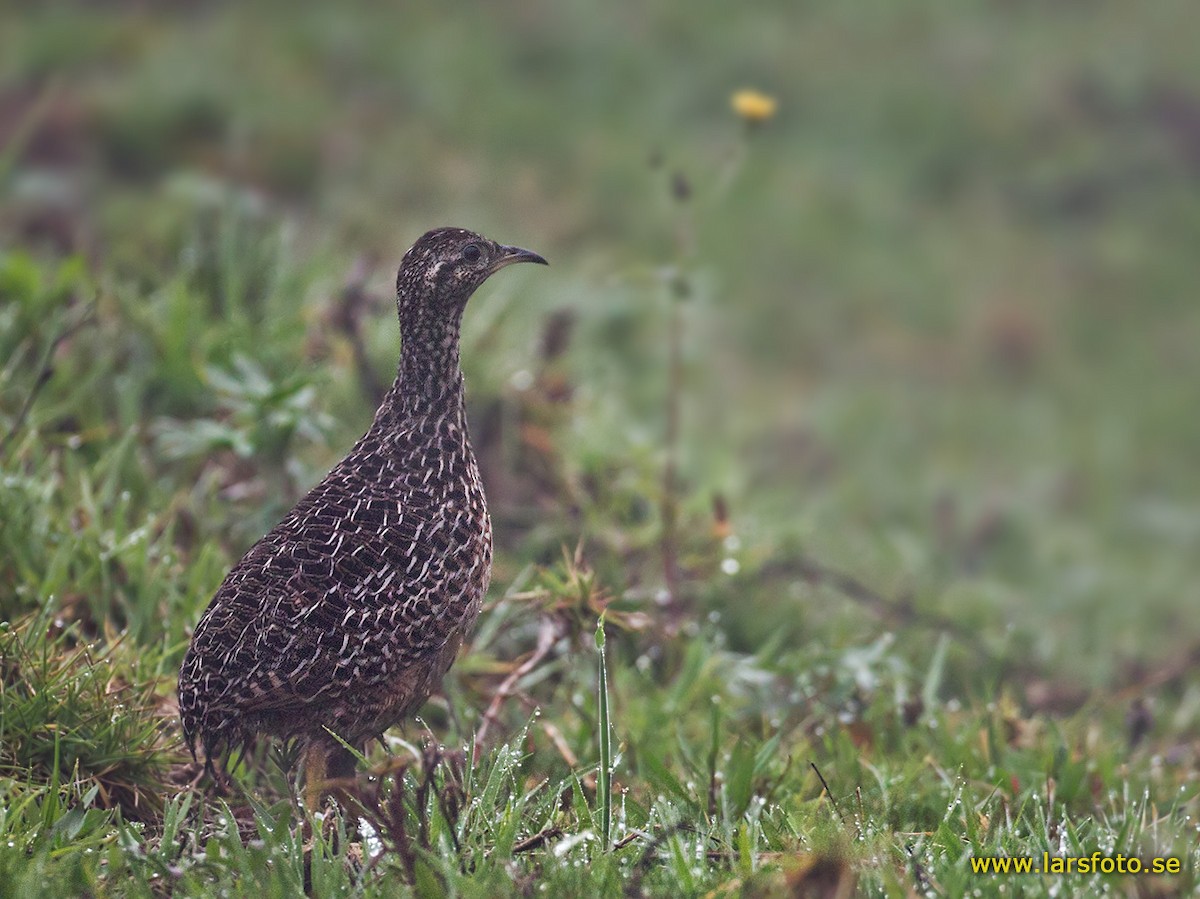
xmin=177 ymin=228 xmax=547 ymax=775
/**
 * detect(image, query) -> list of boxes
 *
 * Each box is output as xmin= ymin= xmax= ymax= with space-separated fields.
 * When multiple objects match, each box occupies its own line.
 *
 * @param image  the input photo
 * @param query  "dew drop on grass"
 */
xmin=358 ymin=818 xmax=384 ymax=859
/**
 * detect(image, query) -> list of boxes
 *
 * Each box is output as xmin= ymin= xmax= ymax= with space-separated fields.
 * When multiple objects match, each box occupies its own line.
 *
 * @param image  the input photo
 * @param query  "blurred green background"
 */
xmin=5 ymin=0 xmax=1196 ymax=678
xmin=2 ymin=0 xmax=1199 ymax=893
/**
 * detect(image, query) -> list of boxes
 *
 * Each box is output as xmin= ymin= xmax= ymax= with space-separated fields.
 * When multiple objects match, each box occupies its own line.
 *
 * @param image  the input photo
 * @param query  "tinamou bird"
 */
xmin=178 ymin=228 xmax=547 ymax=804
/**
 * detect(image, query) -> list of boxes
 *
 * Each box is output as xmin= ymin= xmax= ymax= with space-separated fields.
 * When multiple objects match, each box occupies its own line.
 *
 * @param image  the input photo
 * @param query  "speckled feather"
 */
xmin=177 ymin=228 xmax=546 ymax=772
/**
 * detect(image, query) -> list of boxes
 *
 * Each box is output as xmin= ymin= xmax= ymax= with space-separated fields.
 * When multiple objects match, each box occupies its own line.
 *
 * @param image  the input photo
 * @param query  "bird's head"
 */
xmin=396 ymin=227 xmax=547 ymax=330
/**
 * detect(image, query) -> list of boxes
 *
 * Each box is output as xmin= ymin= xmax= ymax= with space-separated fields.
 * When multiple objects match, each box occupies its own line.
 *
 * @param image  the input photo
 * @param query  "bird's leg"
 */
xmin=301 ymin=742 xmax=330 ymax=814
xmin=301 ymin=740 xmax=360 ymax=812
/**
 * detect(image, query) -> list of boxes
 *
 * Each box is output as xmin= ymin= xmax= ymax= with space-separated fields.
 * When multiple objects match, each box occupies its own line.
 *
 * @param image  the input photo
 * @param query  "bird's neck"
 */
xmin=385 ymin=316 xmax=468 ymax=429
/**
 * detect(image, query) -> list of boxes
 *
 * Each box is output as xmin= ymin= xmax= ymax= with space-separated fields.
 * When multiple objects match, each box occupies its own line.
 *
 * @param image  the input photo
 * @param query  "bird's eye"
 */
xmin=461 ymin=243 xmax=483 ymax=263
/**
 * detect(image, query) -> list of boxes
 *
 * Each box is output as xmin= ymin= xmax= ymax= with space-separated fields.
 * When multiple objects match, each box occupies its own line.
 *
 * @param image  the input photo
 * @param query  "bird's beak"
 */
xmin=488 ymin=245 xmax=549 ymax=274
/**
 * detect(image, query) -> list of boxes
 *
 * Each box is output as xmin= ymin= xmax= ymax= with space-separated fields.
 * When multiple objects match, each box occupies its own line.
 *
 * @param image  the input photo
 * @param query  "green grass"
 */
xmin=1 ymin=1 xmax=1199 ymax=895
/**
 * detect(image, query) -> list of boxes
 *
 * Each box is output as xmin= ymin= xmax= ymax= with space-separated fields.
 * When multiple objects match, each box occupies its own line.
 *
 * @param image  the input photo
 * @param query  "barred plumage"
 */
xmin=177 ymin=228 xmax=547 ymax=788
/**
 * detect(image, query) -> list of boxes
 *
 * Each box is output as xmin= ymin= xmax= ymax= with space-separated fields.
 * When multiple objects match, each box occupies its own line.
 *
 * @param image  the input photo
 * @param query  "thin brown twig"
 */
xmin=1 ymin=298 xmax=96 ymax=458
xmin=810 ymin=761 xmax=847 ymax=827
xmin=512 ymin=825 xmax=564 ymax=854
xmin=1112 ymin=642 xmax=1200 ymax=701
xmin=330 ymin=254 xmax=387 ymax=407
xmin=473 ymin=616 xmax=558 ymax=753
xmin=612 ymin=830 xmax=650 ymax=850
xmin=540 ymin=719 xmax=578 ymax=767
xmin=659 ymin=169 xmax=696 ymax=618
xmin=781 ymin=554 xmax=997 ymax=659
xmin=659 ymin=293 xmax=683 ymax=611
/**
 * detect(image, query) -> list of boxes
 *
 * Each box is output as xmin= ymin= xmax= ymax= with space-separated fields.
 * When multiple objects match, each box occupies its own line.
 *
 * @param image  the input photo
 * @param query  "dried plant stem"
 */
xmin=473 ymin=616 xmax=558 ymax=753
xmin=595 ymin=616 xmax=612 ymax=850
xmin=810 ymin=761 xmax=847 ymax=827
xmin=331 ymin=255 xmax=388 ymax=407
xmin=1 ymin=300 xmax=95 ymax=459
xmin=660 ymin=294 xmax=684 ymax=608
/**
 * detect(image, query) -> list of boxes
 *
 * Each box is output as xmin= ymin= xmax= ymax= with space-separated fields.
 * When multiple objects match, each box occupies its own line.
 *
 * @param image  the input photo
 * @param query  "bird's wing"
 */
xmin=192 ymin=511 xmax=461 ymax=720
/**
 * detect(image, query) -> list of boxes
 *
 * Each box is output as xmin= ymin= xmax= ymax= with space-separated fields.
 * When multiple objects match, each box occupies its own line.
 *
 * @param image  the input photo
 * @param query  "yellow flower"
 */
xmin=731 ymin=89 xmax=778 ymax=124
